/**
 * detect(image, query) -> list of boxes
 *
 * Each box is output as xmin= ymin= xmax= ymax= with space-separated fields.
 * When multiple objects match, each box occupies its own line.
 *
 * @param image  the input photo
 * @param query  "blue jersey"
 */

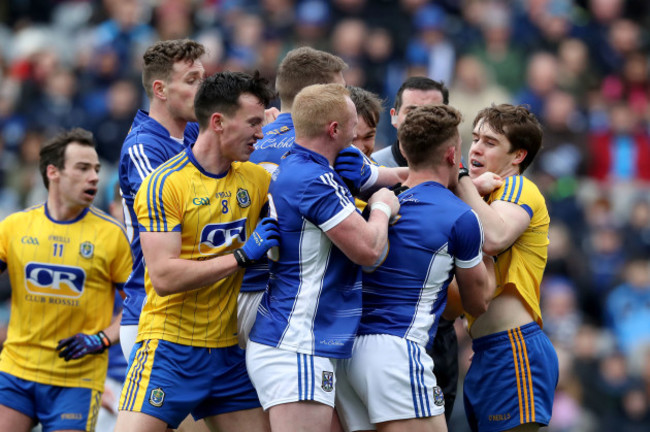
xmin=242 ymin=113 xmax=296 ymax=293
xmin=118 ymin=110 xmax=199 ymax=325
xmin=359 ymin=182 xmax=484 ymax=349
xmin=249 ymin=144 xmax=362 ymax=358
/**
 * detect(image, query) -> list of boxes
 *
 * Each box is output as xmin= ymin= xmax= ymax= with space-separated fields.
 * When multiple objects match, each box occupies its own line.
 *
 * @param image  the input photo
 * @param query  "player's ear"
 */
xmin=211 ymin=112 xmax=224 ymax=133
xmin=390 ymin=108 xmax=398 ymax=127
xmin=513 ymin=148 xmax=527 ymax=166
xmin=152 ymin=80 xmax=166 ymax=101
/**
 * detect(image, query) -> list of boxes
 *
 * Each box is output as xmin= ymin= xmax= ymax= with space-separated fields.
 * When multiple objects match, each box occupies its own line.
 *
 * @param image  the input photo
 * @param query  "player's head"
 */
xmin=399 ymin=104 xmax=462 ymax=173
xmin=348 ymin=85 xmax=383 ymax=157
xmin=194 ymin=71 xmax=275 ymax=161
xmin=469 ymin=104 xmax=543 ymax=177
xmin=142 ymin=39 xmax=206 ymax=121
xmin=391 ymin=76 xmax=448 ymax=130
xmin=275 ymin=47 xmax=348 ymax=110
xmin=39 ymin=128 xmax=100 ymax=207
xmin=293 ymin=83 xmax=356 ymax=150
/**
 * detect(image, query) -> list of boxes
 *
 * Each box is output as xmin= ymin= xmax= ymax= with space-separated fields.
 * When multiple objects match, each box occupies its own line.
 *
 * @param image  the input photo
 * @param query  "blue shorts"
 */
xmin=119 ymin=339 xmax=261 ymax=428
xmin=463 ymin=322 xmax=558 ymax=432
xmin=0 ymin=372 xmax=101 ymax=432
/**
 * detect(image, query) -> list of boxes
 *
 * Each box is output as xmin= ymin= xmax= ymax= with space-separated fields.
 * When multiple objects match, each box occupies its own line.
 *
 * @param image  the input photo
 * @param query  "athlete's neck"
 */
xmin=149 ymin=104 xmax=187 ymax=140
xmin=46 ymin=196 xmax=87 ymax=222
xmin=403 ymin=166 xmax=449 ymax=189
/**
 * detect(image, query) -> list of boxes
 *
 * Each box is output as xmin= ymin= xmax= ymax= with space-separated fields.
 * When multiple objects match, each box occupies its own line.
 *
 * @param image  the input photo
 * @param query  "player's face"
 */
xmin=352 ymin=116 xmax=376 ymax=157
xmin=391 ymin=88 xmax=444 ymax=130
xmin=165 ymin=59 xmax=205 ymax=122
xmin=468 ymin=118 xmax=519 ymax=178
xmin=220 ymin=93 xmax=265 ymax=163
xmin=338 ymin=97 xmax=358 ymax=151
xmin=56 ymin=142 xmax=100 ymax=208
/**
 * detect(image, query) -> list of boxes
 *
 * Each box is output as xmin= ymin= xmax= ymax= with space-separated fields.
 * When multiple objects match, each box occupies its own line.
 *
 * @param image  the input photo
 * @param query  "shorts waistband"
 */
xmin=472 ymin=321 xmax=541 ymax=351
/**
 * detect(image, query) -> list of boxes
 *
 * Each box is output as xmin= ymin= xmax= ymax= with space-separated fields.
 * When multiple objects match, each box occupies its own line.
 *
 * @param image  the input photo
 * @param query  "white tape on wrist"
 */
xmin=370 ymin=202 xmax=392 ymax=219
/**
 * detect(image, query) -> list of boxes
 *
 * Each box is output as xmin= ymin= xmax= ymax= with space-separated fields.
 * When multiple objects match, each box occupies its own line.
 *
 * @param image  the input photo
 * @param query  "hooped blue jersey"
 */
xmin=118 ymin=110 xmax=199 ymax=325
xmin=359 ymin=182 xmax=484 ymax=349
xmin=249 ymin=144 xmax=362 ymax=358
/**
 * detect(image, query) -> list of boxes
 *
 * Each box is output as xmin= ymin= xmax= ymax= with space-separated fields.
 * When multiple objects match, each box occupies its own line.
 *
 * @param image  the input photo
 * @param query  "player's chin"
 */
xmin=468 ymin=165 xmax=485 ymax=178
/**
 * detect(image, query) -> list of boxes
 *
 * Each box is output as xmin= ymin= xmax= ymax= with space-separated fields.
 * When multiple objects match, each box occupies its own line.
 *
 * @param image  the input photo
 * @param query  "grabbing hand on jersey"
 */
xmin=234 ymin=217 xmax=280 ymax=268
xmin=334 ymin=146 xmax=377 ymax=196
xmin=472 ymin=172 xmax=503 ymax=196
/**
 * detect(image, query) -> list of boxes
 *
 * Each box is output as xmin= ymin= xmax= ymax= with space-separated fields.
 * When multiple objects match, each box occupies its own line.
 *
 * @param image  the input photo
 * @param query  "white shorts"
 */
xmin=237 ymin=290 xmax=264 ymax=349
xmin=246 ymin=341 xmax=339 ymax=410
xmin=119 ymin=324 xmax=139 ymax=361
xmin=336 ymin=334 xmax=445 ymax=430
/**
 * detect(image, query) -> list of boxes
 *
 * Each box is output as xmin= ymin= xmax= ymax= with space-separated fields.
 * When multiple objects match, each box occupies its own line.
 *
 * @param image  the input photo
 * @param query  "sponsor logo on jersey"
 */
xmin=199 ymin=218 xmax=247 ymax=254
xmin=79 ymin=241 xmax=94 ymax=258
xmin=433 ymin=386 xmax=445 ymax=406
xmin=192 ymin=197 xmax=211 ymax=206
xmin=21 ymin=236 xmax=39 ymax=245
xmin=149 ymin=388 xmax=165 ymax=407
xmin=322 ymin=371 xmax=334 ymax=392
xmin=236 ymin=188 xmax=251 ymax=208
xmin=24 ymin=262 xmax=86 ymax=298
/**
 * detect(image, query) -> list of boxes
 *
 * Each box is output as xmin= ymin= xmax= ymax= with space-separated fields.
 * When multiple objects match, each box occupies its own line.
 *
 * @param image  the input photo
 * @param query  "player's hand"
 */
xmin=264 ymin=107 xmax=280 ymax=125
xmin=56 ymin=331 xmax=110 ymax=361
xmin=367 ymin=188 xmax=400 ymax=219
xmin=334 ymin=146 xmax=372 ymax=196
xmin=472 ymin=172 xmax=503 ymax=196
xmin=234 ymin=217 xmax=280 ymax=267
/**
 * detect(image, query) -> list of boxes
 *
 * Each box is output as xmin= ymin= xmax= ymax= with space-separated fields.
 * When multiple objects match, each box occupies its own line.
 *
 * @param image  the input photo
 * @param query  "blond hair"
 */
xmin=293 ymin=84 xmax=351 ymax=139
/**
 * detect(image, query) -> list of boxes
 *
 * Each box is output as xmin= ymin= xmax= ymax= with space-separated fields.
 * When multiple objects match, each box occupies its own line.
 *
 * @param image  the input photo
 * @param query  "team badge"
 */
xmin=149 ymin=387 xmax=165 ymax=407
xmin=236 ymin=188 xmax=251 ymax=208
xmin=79 ymin=242 xmax=94 ymax=259
xmin=433 ymin=386 xmax=445 ymax=406
xmin=322 ymin=371 xmax=334 ymax=392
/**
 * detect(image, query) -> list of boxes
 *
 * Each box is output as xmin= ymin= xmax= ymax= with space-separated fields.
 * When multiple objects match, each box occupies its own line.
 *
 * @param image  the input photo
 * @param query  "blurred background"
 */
xmin=0 ymin=1 xmax=649 ymax=430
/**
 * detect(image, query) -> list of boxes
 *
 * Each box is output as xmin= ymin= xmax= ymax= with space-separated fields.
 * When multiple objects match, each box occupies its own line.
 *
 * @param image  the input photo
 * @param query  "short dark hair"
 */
xmin=194 ymin=71 xmax=275 ymax=129
xmin=394 ymin=76 xmax=449 ymax=112
xmin=39 ymin=128 xmax=95 ymax=189
xmin=275 ymin=47 xmax=348 ymax=109
xmin=142 ymin=39 xmax=205 ymax=99
xmin=472 ymin=104 xmax=543 ymax=173
xmin=348 ymin=85 xmax=383 ymax=129
xmin=399 ymin=104 xmax=462 ymax=167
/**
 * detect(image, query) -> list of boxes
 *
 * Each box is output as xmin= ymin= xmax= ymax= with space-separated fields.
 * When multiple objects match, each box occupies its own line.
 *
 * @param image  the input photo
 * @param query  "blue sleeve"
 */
xmin=451 ymin=210 xmax=484 ymax=268
xmin=299 ymin=172 xmax=356 ymax=232
xmin=121 ymin=138 xmax=173 ymax=198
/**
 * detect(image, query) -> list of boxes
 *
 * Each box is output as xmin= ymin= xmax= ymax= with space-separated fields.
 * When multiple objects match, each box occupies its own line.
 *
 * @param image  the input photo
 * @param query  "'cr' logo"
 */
xmin=198 ymin=218 xmax=247 ymax=255
xmin=24 ymin=262 xmax=86 ymax=298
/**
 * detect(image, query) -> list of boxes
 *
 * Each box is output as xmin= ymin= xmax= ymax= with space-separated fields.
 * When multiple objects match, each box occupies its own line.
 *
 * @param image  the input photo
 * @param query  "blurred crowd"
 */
xmin=0 ymin=0 xmax=649 ymax=431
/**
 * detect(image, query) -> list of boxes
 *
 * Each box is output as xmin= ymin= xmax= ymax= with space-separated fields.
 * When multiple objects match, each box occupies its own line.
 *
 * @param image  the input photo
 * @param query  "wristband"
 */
xmin=233 ymin=248 xmax=250 ymax=268
xmin=370 ymin=202 xmax=392 ymax=219
xmin=97 ymin=330 xmax=111 ymax=349
xmin=458 ymin=167 xmax=470 ymax=181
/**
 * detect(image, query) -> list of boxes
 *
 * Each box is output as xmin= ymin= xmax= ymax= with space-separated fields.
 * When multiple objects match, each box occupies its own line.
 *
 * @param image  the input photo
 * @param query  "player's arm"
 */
xmin=454 ymin=176 xmax=530 ymax=256
xmin=324 ymin=188 xmax=399 ymax=267
xmin=455 ymin=257 xmax=492 ymax=318
xmin=140 ymin=218 xmax=279 ymax=297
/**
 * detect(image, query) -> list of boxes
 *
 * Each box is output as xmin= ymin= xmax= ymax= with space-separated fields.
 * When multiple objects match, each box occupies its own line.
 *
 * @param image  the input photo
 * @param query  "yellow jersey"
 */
xmin=134 ymin=149 xmax=271 ymax=348
xmin=466 ymin=175 xmax=549 ymax=330
xmin=0 ymin=204 xmax=132 ymax=392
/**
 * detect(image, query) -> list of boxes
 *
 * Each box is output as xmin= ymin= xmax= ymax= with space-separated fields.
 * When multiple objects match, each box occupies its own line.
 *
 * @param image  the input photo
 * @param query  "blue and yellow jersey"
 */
xmin=134 ymin=147 xmax=271 ymax=348
xmin=466 ymin=175 xmax=549 ymax=330
xmin=0 ymin=204 xmax=132 ymax=392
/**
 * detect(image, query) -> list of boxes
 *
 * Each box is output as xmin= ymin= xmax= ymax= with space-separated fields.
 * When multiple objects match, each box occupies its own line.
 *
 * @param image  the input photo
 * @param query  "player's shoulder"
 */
xmin=1 ymin=203 xmax=44 ymax=226
xmin=86 ymin=207 xmax=128 ymax=235
xmin=492 ymin=175 xmax=543 ymax=202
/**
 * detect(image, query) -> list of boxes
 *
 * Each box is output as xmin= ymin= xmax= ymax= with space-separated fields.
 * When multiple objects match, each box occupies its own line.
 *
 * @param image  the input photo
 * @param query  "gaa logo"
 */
xmin=199 ymin=218 xmax=247 ymax=254
xmin=24 ymin=262 xmax=86 ymax=298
